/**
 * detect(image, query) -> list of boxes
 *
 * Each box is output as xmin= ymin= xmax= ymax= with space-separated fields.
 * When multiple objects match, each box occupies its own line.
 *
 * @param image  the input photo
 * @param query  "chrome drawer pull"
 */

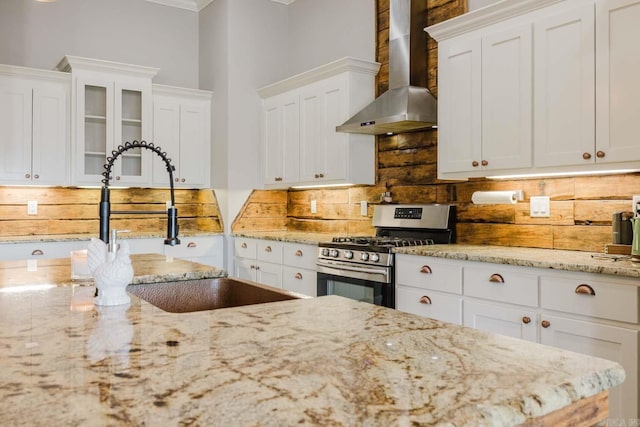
xmin=420 ymin=265 xmax=432 ymax=274
xmin=32 ymin=249 xmax=44 ymax=256
xmin=489 ymin=273 xmax=505 ymax=283
xmin=419 ymin=296 xmax=432 ymax=305
xmin=575 ymin=284 xmax=596 ymax=296
xmin=187 ymin=242 xmax=197 ymax=248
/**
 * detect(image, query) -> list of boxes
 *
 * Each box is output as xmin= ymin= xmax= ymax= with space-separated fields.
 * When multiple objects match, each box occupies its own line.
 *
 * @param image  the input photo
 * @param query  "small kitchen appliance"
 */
xmin=316 ymin=204 xmax=456 ymax=308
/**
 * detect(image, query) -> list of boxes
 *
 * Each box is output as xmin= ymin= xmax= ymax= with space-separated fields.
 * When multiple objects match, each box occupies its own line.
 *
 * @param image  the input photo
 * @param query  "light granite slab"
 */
xmin=0 ymin=287 xmax=624 ymax=426
xmin=232 ymin=231 xmax=335 ymax=245
xmin=395 ymin=244 xmax=640 ymax=279
xmin=0 ymin=253 xmax=226 ymax=288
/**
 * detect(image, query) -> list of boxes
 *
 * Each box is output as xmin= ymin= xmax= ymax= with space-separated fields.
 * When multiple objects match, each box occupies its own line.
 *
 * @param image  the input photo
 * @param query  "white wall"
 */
xmin=468 ymin=0 xmax=501 ymax=11
xmin=0 ymin=0 xmax=199 ymax=87
xmin=287 ymin=0 xmax=376 ymax=75
xmin=200 ymin=0 xmax=288 ymax=271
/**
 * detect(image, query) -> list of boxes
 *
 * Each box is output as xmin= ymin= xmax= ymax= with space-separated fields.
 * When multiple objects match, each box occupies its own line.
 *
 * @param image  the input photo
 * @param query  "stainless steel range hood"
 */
xmin=337 ymin=0 xmax=437 ymax=135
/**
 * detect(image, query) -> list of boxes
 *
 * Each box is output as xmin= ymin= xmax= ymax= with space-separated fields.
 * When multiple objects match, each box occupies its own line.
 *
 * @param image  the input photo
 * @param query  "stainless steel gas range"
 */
xmin=316 ymin=204 xmax=456 ymax=308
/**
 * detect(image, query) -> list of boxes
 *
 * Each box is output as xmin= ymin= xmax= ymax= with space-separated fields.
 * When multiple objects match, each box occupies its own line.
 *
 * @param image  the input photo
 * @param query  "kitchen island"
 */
xmin=0 ymin=254 xmax=624 ymax=426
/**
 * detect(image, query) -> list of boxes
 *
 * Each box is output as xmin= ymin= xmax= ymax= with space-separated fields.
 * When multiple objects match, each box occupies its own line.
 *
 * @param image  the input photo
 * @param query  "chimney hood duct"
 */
xmin=337 ymin=0 xmax=437 ymax=135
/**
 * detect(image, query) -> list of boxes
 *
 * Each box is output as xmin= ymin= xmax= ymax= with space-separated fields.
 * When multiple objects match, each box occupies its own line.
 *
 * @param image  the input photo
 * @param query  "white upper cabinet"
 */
xmin=534 ymin=3 xmax=595 ymax=167
xmin=437 ymin=38 xmax=481 ymax=174
xmin=436 ymin=21 xmax=533 ymax=177
xmin=595 ymin=0 xmax=640 ymax=164
xmin=481 ymin=24 xmax=532 ymax=172
xmin=262 ymin=91 xmax=300 ymax=186
xmin=152 ymin=85 xmax=212 ymax=188
xmin=428 ymin=0 xmax=640 ymax=179
xmin=0 ymin=66 xmax=69 ymax=185
xmin=58 ymin=56 xmax=157 ymax=187
xmin=258 ymin=57 xmax=380 ymax=189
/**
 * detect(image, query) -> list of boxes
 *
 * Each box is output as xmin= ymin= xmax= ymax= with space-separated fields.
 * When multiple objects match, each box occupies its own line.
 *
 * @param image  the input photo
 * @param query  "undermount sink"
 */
xmin=126 ymin=277 xmax=303 ymax=313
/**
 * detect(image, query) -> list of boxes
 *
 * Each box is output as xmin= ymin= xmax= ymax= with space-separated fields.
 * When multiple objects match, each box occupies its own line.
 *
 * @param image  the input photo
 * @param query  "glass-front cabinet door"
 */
xmin=75 ymin=77 xmax=151 ymax=186
xmin=59 ymin=55 xmax=158 ymax=187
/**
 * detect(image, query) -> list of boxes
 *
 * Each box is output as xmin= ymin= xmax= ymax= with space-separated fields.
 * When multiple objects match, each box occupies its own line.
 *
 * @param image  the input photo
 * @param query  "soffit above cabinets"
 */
xmin=144 ymin=0 xmax=296 ymax=12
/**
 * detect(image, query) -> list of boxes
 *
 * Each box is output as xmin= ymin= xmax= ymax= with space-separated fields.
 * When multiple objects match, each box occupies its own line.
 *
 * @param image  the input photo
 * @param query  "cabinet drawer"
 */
xmin=396 ymin=255 xmax=463 ymax=294
xmin=256 ymin=240 xmax=283 ymax=263
xmin=283 ymin=242 xmax=317 ymax=270
xmin=540 ymin=275 xmax=639 ymax=323
xmin=282 ymin=266 xmax=317 ymax=296
xmin=234 ymin=238 xmax=257 ymax=259
xmin=463 ymin=264 xmax=538 ymax=307
xmin=165 ymin=236 xmax=221 ymax=258
xmin=396 ymin=286 xmax=462 ymax=325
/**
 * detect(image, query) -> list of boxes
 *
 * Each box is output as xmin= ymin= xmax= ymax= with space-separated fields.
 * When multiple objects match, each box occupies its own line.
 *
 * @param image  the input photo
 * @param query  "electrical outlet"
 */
xmin=360 ymin=201 xmax=368 ymax=216
xmin=310 ymin=200 xmax=317 ymax=214
xmin=166 ymin=200 xmax=172 ymax=210
xmin=530 ymin=196 xmax=550 ymax=218
xmin=27 ymin=200 xmax=38 ymax=215
xmin=633 ymin=195 xmax=640 ymax=217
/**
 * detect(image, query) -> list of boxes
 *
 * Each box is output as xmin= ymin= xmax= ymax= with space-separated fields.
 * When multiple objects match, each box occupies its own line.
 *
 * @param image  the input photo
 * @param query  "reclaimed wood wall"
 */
xmin=0 ymin=187 xmax=223 ymax=239
xmin=233 ymin=0 xmax=639 ymax=253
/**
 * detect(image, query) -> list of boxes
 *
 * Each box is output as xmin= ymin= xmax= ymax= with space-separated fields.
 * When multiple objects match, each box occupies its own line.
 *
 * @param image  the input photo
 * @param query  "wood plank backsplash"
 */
xmin=0 ymin=187 xmax=223 ymax=239
xmin=232 ymin=0 xmax=636 ymax=253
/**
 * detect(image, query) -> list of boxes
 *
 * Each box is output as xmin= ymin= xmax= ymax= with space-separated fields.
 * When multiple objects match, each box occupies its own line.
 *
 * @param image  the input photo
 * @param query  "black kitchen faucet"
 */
xmin=98 ymin=140 xmax=180 ymax=247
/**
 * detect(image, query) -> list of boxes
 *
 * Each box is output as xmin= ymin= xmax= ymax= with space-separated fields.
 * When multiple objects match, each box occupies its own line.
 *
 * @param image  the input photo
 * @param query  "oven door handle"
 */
xmin=316 ymin=261 xmax=389 ymax=276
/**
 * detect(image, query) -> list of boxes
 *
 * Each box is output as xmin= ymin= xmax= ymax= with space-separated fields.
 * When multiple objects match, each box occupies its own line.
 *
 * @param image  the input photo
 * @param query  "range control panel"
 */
xmin=393 ymin=207 xmax=423 ymax=219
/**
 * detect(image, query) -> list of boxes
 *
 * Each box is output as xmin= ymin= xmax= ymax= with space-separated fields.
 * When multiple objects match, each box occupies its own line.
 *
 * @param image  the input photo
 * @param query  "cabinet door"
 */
xmin=263 ymin=93 xmax=299 ymax=186
xmin=540 ymin=315 xmax=638 ymax=419
xmin=152 ymin=97 xmax=181 ymax=186
xmin=595 ymin=0 xmax=640 ymax=163
xmin=234 ymin=257 xmax=256 ymax=281
xmin=0 ymin=77 xmax=32 ymax=182
xmin=178 ymin=102 xmax=209 ymax=187
xmin=481 ymin=24 xmax=532 ymax=171
xmin=437 ymin=38 xmax=482 ymax=175
xmin=299 ymin=86 xmax=321 ymax=183
xmin=534 ymin=4 xmax=595 ymax=167
xmin=464 ymin=300 xmax=538 ymax=342
xmin=114 ymin=80 xmax=151 ymax=185
xmin=317 ymin=76 xmax=348 ymax=182
xmin=75 ymin=76 xmax=112 ymax=184
xmin=32 ymin=80 xmax=69 ymax=185
xmin=255 ymin=261 xmax=282 ymax=288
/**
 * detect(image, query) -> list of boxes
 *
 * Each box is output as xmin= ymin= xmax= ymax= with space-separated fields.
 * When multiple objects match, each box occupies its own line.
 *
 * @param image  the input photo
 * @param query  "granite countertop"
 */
xmin=394 ymin=244 xmax=640 ymax=279
xmin=0 ymin=284 xmax=624 ymax=425
xmin=0 ymin=231 xmax=224 ymax=244
xmin=232 ymin=230 xmax=335 ymax=245
xmin=0 ymin=253 xmax=226 ymax=288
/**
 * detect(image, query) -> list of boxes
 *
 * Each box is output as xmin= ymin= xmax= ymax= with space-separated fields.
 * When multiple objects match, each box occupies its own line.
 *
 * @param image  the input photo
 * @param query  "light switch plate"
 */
xmin=360 ymin=201 xmax=368 ymax=216
xmin=27 ymin=200 xmax=38 ymax=215
xmin=530 ymin=196 xmax=550 ymax=218
xmin=310 ymin=200 xmax=317 ymax=214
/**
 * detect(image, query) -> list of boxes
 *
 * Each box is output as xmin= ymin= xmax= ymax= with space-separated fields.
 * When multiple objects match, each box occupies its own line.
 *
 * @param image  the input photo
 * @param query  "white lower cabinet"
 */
xmin=395 ymin=254 xmax=463 ymax=324
xmin=233 ymin=238 xmax=318 ymax=294
xmin=395 ymin=253 xmax=639 ymax=419
xmin=164 ymin=235 xmax=223 ymax=268
xmin=540 ymin=315 xmax=638 ymax=419
xmin=464 ymin=300 xmax=538 ymax=342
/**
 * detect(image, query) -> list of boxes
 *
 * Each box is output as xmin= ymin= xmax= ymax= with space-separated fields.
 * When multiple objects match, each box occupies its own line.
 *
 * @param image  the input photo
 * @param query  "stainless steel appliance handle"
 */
xmin=316 ymin=260 xmax=388 ymax=275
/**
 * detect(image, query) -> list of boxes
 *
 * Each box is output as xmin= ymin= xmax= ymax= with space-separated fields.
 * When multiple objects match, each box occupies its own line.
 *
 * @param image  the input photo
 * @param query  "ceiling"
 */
xmin=145 ymin=0 xmax=296 ymax=12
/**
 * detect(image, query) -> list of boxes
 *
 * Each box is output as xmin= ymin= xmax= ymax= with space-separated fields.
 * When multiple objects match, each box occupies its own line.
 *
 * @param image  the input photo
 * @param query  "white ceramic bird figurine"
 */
xmin=87 ymin=237 xmax=134 ymax=306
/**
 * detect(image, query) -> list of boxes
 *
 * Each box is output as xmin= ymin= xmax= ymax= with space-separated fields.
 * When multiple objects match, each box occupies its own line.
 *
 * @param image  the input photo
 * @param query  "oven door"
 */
xmin=316 ymin=260 xmax=394 ymax=308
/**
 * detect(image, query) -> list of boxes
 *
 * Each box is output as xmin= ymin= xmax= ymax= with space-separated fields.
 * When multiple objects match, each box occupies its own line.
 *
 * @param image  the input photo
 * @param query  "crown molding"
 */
xmin=144 ymin=0 xmax=295 ymax=12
